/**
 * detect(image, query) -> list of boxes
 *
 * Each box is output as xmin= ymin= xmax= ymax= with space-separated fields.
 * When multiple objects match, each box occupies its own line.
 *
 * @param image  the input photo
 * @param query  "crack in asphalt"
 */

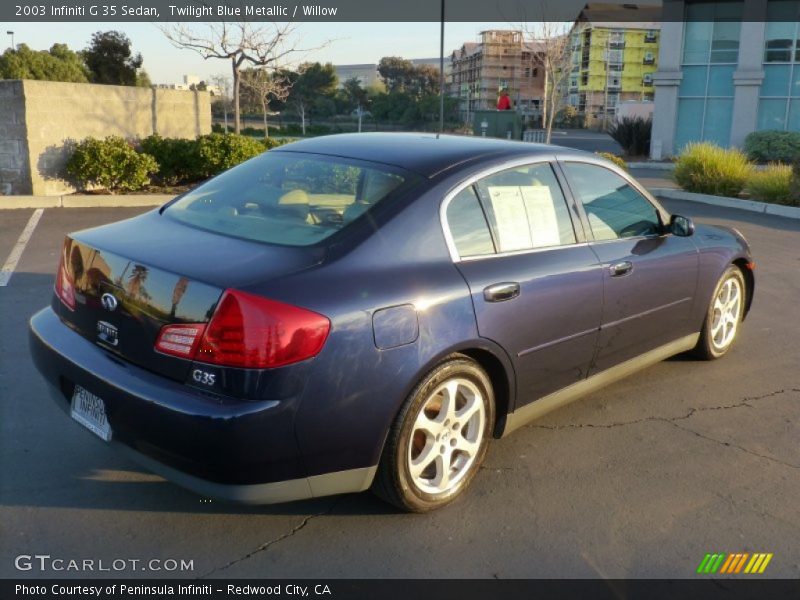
xmin=199 ymin=499 xmax=340 ymax=578
xmin=665 ymin=420 xmax=800 ymax=470
xmin=525 ymin=388 xmax=798 ymax=432
xmin=523 ymin=388 xmax=800 ymax=469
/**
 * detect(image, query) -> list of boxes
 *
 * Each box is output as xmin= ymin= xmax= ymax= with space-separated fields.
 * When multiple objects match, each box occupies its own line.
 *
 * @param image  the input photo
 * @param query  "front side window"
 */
xmin=563 ymin=162 xmax=661 ymax=241
xmin=165 ymin=152 xmax=414 ymax=246
xmin=473 ymin=163 xmax=577 ymax=253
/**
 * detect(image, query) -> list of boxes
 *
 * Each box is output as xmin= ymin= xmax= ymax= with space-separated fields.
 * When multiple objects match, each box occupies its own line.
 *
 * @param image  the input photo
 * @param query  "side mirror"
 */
xmin=670 ymin=214 xmax=695 ymax=237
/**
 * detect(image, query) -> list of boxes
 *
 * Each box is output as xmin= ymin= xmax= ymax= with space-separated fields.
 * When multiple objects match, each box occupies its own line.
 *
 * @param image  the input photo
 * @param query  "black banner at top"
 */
xmin=7 ymin=0 xmax=795 ymax=23
xmin=5 ymin=0 xmax=637 ymax=23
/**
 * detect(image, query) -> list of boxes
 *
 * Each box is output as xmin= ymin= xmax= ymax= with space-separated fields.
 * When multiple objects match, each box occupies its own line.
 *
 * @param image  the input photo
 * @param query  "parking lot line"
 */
xmin=0 ymin=208 xmax=44 ymax=287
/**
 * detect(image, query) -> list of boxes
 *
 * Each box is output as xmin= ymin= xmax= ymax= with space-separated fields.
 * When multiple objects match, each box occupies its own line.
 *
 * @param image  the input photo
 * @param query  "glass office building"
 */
xmin=651 ymin=0 xmax=800 ymax=158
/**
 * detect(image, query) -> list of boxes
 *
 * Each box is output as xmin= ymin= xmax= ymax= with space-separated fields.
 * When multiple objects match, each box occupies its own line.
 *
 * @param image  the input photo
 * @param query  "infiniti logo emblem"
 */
xmin=101 ymin=293 xmax=118 ymax=312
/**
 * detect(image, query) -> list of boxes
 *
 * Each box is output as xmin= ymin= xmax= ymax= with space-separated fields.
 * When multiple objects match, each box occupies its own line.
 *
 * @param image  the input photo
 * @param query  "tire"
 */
xmin=372 ymin=355 xmax=495 ymax=512
xmin=692 ymin=265 xmax=746 ymax=360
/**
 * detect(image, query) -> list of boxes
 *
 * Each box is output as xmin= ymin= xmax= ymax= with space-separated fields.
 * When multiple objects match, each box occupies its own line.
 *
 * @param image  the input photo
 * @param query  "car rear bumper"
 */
xmin=29 ymin=306 xmax=375 ymax=504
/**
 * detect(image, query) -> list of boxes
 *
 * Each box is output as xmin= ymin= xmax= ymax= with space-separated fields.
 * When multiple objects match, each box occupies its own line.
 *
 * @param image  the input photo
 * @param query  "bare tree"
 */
xmin=520 ymin=22 xmax=572 ymax=144
xmin=210 ymin=74 xmax=231 ymax=131
xmin=240 ymin=68 xmax=291 ymax=139
xmin=160 ymin=21 xmax=320 ymax=133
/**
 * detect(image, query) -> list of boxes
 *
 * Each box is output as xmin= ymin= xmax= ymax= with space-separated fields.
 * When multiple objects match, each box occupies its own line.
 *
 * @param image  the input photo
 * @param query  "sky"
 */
xmin=2 ymin=22 xmax=514 ymax=85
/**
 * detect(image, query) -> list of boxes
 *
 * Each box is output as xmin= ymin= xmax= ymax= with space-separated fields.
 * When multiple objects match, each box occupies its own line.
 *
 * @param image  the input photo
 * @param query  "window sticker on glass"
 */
xmin=486 ymin=185 xmax=561 ymax=252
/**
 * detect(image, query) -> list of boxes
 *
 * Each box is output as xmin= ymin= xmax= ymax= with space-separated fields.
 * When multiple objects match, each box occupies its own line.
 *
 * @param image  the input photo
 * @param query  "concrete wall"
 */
xmin=0 ymin=80 xmax=211 ymax=196
xmin=616 ymin=100 xmax=654 ymax=123
xmin=0 ymin=81 xmax=33 ymax=195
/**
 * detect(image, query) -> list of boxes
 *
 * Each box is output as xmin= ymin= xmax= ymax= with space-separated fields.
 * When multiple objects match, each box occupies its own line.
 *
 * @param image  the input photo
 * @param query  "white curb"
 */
xmin=0 ymin=194 xmax=173 ymax=209
xmin=651 ymin=188 xmax=800 ymax=220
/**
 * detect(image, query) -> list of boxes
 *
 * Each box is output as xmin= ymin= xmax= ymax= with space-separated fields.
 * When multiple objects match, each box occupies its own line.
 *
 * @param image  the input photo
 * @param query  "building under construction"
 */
xmin=449 ymin=30 xmax=546 ymax=124
xmin=567 ymin=21 xmax=661 ymax=129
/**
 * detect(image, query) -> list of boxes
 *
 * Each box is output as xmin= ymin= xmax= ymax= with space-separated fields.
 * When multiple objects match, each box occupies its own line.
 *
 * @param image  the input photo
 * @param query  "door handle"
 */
xmin=483 ymin=282 xmax=520 ymax=302
xmin=609 ymin=261 xmax=633 ymax=277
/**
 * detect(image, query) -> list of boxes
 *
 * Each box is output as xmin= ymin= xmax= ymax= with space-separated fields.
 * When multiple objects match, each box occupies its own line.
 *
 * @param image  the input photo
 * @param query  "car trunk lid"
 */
xmin=54 ymin=210 xmax=325 ymax=383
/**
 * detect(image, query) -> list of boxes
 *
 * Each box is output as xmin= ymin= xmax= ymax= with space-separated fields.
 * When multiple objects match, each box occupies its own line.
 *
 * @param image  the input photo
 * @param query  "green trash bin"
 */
xmin=472 ymin=110 xmax=522 ymax=140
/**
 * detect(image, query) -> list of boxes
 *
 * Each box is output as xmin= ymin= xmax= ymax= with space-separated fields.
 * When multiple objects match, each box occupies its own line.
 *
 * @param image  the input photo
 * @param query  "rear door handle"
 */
xmin=483 ymin=282 xmax=520 ymax=302
xmin=609 ymin=261 xmax=633 ymax=277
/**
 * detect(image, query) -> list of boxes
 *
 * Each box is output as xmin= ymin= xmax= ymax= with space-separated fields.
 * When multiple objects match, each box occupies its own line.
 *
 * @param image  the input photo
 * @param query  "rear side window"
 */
xmin=165 ymin=152 xmax=413 ymax=246
xmin=563 ymin=162 xmax=661 ymax=241
xmin=446 ymin=187 xmax=495 ymax=258
xmin=474 ymin=163 xmax=577 ymax=253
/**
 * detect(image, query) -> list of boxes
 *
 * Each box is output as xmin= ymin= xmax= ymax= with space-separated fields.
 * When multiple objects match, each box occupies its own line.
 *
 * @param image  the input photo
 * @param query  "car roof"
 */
xmin=272 ymin=132 xmax=592 ymax=178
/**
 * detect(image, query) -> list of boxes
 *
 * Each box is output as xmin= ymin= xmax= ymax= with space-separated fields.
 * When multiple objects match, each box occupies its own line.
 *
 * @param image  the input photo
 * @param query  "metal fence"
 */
xmin=522 ymin=129 xmax=548 ymax=143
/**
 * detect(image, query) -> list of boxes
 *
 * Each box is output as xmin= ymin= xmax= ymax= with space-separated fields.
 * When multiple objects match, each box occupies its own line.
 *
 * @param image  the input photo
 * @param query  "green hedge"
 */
xmin=673 ymin=143 xmax=753 ymax=197
xmin=66 ymin=133 xmax=293 ymax=192
xmin=743 ymin=130 xmax=800 ymax=163
xmin=139 ymin=135 xmax=202 ymax=185
xmin=66 ymin=136 xmax=158 ymax=192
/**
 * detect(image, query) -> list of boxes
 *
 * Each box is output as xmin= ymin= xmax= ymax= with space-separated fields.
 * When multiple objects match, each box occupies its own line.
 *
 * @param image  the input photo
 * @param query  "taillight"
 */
xmin=155 ymin=324 xmax=206 ymax=359
xmin=55 ymin=245 xmax=75 ymax=311
xmin=154 ymin=289 xmax=330 ymax=369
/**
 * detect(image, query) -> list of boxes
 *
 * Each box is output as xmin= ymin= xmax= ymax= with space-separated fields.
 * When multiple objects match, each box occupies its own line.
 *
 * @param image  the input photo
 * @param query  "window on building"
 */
xmin=581 ymin=73 xmax=589 ymax=85
xmin=675 ymin=2 xmax=742 ymax=150
xmin=682 ymin=2 xmax=742 ymax=64
xmin=607 ymin=49 xmax=624 ymax=64
xmin=758 ymin=2 xmax=800 ymax=131
xmin=644 ymin=51 xmax=655 ymax=65
xmin=645 ymin=30 xmax=658 ymax=43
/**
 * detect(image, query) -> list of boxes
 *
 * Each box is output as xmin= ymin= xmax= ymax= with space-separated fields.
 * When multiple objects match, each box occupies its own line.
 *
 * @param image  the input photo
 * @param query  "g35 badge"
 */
xmin=192 ymin=369 xmax=216 ymax=386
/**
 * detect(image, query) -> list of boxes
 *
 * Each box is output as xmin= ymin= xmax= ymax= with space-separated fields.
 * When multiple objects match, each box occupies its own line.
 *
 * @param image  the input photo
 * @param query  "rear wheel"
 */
xmin=692 ymin=266 xmax=745 ymax=359
xmin=373 ymin=356 xmax=495 ymax=512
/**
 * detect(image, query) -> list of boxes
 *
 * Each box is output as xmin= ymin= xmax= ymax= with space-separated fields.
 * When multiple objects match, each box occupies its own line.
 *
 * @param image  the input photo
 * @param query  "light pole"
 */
xmin=7 ymin=31 xmax=14 ymax=50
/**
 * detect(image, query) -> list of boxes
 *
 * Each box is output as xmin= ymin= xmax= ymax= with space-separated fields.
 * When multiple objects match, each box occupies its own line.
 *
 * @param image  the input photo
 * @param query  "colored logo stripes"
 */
xmin=696 ymin=553 xmax=773 ymax=574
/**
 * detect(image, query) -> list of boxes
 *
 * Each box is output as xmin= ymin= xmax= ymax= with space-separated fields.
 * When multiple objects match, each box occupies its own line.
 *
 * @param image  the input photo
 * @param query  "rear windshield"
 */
xmin=164 ymin=151 xmax=413 ymax=246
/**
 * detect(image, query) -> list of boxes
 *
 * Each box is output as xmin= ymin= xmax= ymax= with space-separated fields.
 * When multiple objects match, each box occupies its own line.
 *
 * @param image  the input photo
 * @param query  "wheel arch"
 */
xmin=732 ymin=257 xmax=754 ymax=319
xmin=396 ymin=340 xmax=516 ymax=440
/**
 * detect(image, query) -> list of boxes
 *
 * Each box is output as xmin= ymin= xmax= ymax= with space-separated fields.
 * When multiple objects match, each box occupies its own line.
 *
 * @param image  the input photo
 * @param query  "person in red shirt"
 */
xmin=497 ymin=88 xmax=512 ymax=110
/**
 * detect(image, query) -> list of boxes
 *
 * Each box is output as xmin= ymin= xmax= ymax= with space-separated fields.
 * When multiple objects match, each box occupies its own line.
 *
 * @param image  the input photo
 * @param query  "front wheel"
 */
xmin=372 ymin=356 xmax=495 ymax=512
xmin=692 ymin=266 xmax=746 ymax=359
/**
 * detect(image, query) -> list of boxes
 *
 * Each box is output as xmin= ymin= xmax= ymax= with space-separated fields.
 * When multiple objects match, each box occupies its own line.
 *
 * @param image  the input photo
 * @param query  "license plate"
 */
xmin=70 ymin=385 xmax=112 ymax=442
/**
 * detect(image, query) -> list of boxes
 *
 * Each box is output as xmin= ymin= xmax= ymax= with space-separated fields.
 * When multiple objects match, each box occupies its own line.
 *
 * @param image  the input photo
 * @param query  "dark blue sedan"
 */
xmin=30 ymin=133 xmax=754 ymax=512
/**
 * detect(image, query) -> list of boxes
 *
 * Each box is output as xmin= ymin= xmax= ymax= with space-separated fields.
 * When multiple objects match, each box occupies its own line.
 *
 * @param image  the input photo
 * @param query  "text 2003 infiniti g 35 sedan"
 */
xmin=30 ymin=133 xmax=754 ymax=512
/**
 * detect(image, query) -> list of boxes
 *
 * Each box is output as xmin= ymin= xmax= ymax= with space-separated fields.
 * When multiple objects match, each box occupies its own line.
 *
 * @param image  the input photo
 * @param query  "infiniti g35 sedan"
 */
xmin=30 ymin=133 xmax=754 ymax=512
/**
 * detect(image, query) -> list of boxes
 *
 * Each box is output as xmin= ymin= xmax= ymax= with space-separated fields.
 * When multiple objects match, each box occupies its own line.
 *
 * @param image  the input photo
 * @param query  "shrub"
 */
xmin=139 ymin=135 xmax=203 ymax=184
xmin=743 ymin=130 xmax=800 ymax=163
xmin=556 ymin=106 xmax=583 ymax=129
xmin=262 ymin=137 xmax=290 ymax=150
xmin=673 ymin=143 xmax=754 ymax=197
xmin=609 ymin=116 xmax=652 ymax=156
xmin=595 ymin=152 xmax=628 ymax=171
xmin=745 ymin=163 xmax=793 ymax=204
xmin=791 ymin=160 xmax=800 ymax=205
xmin=195 ymin=133 xmax=266 ymax=177
xmin=66 ymin=136 xmax=158 ymax=192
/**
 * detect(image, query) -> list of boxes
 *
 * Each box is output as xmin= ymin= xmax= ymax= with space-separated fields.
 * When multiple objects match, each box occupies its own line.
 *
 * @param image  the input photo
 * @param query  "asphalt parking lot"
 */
xmin=1 ymin=200 xmax=798 ymax=579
